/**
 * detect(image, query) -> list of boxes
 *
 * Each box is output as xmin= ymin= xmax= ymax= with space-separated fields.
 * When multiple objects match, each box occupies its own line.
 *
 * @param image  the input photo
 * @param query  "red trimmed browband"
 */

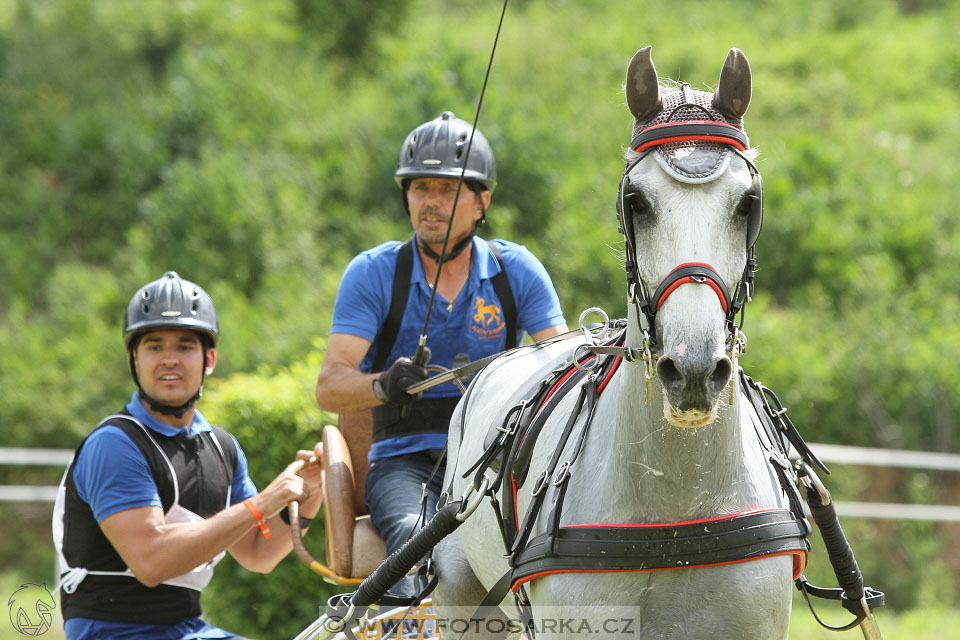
xmin=631 ymin=121 xmax=749 ymax=154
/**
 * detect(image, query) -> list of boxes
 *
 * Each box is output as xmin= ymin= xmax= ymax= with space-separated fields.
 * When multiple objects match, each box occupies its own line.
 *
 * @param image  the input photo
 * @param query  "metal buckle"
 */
xmin=796 ymin=459 xmax=831 ymax=506
xmin=573 ymin=343 xmax=600 ymax=371
xmin=531 ymin=470 xmax=549 ymax=497
xmin=727 ymin=326 xmax=748 ymax=359
xmin=496 ymin=402 xmax=525 ymax=445
xmin=641 ymin=329 xmax=655 ymax=405
xmin=456 ymin=475 xmax=490 ymax=522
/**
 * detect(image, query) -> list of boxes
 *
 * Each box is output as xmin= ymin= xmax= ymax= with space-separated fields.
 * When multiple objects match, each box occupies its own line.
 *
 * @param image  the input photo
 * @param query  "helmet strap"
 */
xmin=137 ymin=387 xmax=202 ymax=420
xmin=419 ymin=233 xmax=474 ymax=263
xmin=128 ymin=350 xmax=208 ymax=421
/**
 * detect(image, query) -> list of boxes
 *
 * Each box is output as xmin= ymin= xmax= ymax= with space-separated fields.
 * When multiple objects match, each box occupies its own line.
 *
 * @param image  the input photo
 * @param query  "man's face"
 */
xmin=133 ymin=329 xmax=215 ymax=408
xmin=406 ymin=177 xmax=490 ymax=246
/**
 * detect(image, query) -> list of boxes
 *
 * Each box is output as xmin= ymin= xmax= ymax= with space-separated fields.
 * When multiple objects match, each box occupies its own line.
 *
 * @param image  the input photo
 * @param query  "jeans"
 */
xmin=365 ymin=449 xmax=446 ymax=597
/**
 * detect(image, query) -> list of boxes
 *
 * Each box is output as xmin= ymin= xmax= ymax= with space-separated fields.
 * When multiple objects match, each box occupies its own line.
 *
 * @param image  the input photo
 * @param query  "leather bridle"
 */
xmin=617 ymin=119 xmax=762 ymax=354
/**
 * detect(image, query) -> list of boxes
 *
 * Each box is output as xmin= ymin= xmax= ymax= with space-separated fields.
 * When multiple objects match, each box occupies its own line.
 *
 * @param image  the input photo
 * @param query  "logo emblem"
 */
xmin=7 ymin=582 xmax=55 ymax=636
xmin=471 ymin=297 xmax=505 ymax=340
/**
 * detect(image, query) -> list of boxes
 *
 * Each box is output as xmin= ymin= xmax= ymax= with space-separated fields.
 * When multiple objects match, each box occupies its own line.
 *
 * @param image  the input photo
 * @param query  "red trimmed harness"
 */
xmin=630 ymin=120 xmax=750 ymax=154
xmin=511 ymin=508 xmax=807 ymax=594
xmin=469 ymin=335 xmax=809 ymax=599
xmin=463 ymin=338 xmax=812 ymax=620
xmin=652 ymin=261 xmax=731 ymax=314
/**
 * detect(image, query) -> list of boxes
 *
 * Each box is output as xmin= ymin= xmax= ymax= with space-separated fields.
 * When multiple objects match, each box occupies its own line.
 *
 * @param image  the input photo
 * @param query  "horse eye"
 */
xmin=624 ymin=191 xmax=650 ymax=217
xmin=736 ymin=193 xmax=759 ymax=216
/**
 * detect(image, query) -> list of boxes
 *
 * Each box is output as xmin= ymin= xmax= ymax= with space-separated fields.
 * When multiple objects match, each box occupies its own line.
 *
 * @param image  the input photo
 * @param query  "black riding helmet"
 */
xmin=123 ymin=271 xmax=219 ymax=418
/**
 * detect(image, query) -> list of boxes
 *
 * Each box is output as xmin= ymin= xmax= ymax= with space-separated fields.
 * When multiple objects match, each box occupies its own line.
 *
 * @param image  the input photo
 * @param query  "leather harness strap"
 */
xmin=651 ymin=262 xmax=732 ymax=314
xmin=510 ymin=509 xmax=809 ymax=592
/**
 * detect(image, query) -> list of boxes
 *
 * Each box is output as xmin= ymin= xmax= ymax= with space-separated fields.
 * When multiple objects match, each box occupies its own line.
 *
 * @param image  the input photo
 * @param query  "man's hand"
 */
xmin=376 ymin=356 xmax=429 ymax=405
xmin=255 ymin=463 xmax=312 ymax=519
xmin=295 ymin=445 xmax=324 ymax=513
xmin=300 ymin=442 xmax=324 ymax=479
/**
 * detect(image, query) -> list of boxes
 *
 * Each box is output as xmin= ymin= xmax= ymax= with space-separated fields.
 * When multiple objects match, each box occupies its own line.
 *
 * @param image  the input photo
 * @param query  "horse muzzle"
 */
xmin=656 ymin=350 xmax=733 ymax=426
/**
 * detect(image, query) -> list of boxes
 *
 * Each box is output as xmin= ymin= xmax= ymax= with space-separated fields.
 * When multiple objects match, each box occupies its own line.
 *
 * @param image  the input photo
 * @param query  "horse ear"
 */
xmin=712 ymin=47 xmax=752 ymax=120
xmin=626 ymin=46 xmax=661 ymax=122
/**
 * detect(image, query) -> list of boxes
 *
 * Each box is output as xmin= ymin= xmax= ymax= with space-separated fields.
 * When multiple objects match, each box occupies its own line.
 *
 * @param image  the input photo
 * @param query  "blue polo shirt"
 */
xmin=331 ymin=234 xmax=565 ymax=461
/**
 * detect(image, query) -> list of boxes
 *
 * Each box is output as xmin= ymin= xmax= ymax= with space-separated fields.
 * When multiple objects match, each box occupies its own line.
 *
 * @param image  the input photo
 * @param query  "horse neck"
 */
xmin=602 ymin=317 xmax=772 ymax=521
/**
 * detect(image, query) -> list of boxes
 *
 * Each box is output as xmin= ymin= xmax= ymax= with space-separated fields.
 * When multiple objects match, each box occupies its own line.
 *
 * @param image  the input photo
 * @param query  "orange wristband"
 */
xmin=243 ymin=498 xmax=271 ymax=539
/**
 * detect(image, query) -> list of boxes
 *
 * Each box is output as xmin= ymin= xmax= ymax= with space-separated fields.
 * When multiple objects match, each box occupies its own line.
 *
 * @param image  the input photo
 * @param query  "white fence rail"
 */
xmin=2 ymin=444 xmax=960 ymax=521
xmin=0 ymin=447 xmax=72 ymax=503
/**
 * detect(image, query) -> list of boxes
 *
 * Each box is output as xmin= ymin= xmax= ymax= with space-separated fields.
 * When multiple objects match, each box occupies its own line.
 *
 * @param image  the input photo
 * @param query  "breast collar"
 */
xmin=455 ymin=333 xmax=810 ymax=606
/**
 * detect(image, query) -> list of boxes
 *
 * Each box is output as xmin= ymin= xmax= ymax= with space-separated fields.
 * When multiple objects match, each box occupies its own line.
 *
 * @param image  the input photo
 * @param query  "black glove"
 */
xmin=375 ymin=356 xmax=429 ymax=405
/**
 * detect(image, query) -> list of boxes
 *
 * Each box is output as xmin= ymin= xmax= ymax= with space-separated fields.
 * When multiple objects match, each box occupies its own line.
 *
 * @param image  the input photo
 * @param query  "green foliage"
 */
xmin=0 ymin=263 xmax=129 ymax=445
xmin=1 ymin=0 xmax=959 ymax=630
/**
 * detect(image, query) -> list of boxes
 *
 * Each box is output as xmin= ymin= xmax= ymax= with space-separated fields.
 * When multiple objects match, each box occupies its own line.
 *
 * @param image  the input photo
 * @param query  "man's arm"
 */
xmin=530 ymin=323 xmax=569 ymax=343
xmin=315 ymin=333 xmax=383 ymax=412
xmin=100 ymin=447 xmax=324 ymax=584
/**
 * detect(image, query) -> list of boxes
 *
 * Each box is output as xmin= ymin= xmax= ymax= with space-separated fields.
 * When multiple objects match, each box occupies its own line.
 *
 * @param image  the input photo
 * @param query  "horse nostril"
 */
xmin=707 ymin=357 xmax=733 ymax=396
xmin=656 ymin=356 xmax=683 ymax=390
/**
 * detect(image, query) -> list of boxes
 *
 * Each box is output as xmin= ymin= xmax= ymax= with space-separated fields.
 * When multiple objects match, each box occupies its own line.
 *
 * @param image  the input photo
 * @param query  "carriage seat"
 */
xmin=321 ymin=418 xmax=387 ymax=581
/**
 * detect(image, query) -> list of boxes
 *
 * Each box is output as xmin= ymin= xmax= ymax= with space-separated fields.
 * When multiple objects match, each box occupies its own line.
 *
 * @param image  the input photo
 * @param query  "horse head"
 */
xmin=620 ymin=46 xmax=762 ymax=428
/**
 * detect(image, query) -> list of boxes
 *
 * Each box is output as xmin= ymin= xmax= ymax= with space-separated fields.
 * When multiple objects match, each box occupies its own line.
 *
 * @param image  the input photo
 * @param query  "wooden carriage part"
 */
xmin=322 ymin=411 xmax=388 ymax=583
xmin=290 ymin=412 xmax=441 ymax=639
xmin=290 ymin=411 xmax=388 ymax=585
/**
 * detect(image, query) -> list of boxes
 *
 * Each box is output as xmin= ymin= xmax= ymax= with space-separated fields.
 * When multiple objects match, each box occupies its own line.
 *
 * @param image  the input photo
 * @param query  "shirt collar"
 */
xmin=125 ymin=391 xmax=212 ymax=437
xmin=409 ymin=234 xmax=498 ymax=285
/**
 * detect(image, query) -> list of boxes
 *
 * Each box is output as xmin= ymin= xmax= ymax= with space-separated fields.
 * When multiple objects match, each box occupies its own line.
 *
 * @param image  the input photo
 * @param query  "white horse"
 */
xmin=432 ymin=47 xmax=806 ymax=640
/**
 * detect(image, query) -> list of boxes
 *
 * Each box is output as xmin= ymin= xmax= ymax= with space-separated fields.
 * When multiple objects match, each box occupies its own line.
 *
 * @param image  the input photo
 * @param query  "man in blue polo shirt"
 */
xmin=54 ymin=271 xmax=325 ymax=639
xmin=315 ymin=111 xmax=568 ymax=595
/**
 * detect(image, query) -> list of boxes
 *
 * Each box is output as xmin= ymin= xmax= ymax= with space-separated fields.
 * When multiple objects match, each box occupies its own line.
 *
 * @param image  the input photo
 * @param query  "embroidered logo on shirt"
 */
xmin=7 ymin=582 xmax=55 ymax=636
xmin=472 ymin=297 xmax=505 ymax=339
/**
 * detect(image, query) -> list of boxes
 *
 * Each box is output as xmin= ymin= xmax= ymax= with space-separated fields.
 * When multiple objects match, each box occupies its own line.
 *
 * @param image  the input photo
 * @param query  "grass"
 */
xmin=787 ymin=592 xmax=959 ymax=639
xmin=2 ymin=570 xmax=957 ymax=640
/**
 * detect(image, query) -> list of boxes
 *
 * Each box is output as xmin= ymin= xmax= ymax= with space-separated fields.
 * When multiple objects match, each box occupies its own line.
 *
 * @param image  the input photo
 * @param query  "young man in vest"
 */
xmin=315 ymin=111 xmax=568 ymax=594
xmin=54 ymin=271 xmax=324 ymax=639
